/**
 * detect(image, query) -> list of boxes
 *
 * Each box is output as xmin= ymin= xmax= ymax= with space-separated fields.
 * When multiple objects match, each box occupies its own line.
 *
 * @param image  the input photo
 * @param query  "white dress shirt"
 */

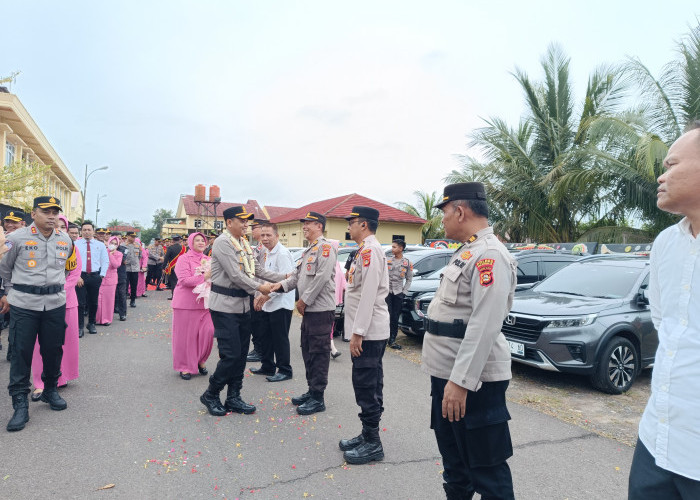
xmin=262 ymin=242 xmax=295 ymax=312
xmin=639 ymin=217 xmax=700 ymax=480
xmin=74 ymin=237 xmax=109 ymax=277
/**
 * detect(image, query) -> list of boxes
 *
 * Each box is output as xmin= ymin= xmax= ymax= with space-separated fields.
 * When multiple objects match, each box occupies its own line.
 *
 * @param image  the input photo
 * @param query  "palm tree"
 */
xmin=448 ymin=44 xmax=628 ymax=242
xmin=396 ymin=191 xmax=443 ymax=242
xmin=106 ymin=218 xmax=122 ymax=229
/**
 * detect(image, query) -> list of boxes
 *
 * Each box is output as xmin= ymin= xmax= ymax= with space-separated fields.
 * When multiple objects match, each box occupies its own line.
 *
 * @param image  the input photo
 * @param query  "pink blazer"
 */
xmin=172 ymin=251 xmax=209 ymax=310
xmin=140 ymin=247 xmax=149 ymax=269
xmin=65 ymin=247 xmax=83 ymax=309
xmin=102 ymin=250 xmax=123 ymax=287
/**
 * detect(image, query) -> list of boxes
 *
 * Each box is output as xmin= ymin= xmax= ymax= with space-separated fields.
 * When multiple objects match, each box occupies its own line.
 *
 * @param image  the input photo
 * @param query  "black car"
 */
xmin=502 ymin=255 xmax=656 ymax=394
xmin=401 ymin=250 xmax=584 ymax=336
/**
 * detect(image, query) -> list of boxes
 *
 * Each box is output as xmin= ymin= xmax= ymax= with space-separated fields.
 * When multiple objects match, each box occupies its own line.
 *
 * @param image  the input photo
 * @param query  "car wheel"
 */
xmin=590 ymin=337 xmax=639 ymax=394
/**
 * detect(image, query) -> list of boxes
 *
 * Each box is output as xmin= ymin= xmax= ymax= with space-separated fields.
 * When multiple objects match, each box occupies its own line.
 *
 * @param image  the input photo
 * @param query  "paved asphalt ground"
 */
xmin=0 ymin=291 xmax=634 ymax=499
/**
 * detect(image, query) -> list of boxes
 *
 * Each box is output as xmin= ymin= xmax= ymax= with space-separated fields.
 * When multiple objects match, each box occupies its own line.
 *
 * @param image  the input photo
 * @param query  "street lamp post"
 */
xmin=82 ymin=164 xmax=109 ymax=221
xmin=95 ymin=194 xmax=107 ymax=226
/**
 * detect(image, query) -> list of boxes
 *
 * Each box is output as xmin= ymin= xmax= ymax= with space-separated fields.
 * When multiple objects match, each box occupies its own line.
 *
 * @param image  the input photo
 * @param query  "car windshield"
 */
xmin=534 ymin=262 xmax=644 ymax=298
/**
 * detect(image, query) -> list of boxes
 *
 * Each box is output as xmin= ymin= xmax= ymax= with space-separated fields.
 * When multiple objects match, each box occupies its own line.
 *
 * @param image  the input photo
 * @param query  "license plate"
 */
xmin=509 ymin=341 xmax=525 ymax=357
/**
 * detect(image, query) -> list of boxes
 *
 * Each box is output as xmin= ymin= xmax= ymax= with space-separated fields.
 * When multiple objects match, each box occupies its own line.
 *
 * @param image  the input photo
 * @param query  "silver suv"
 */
xmin=502 ymin=255 xmax=656 ymax=394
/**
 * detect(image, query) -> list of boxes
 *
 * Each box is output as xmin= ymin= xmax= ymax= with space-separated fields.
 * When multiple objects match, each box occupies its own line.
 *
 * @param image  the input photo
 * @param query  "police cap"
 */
xmin=3 ymin=209 xmax=25 ymax=222
xmin=345 ymin=206 xmax=379 ymax=222
xmin=300 ymin=211 xmax=327 ymax=227
xmin=223 ymin=205 xmax=254 ymax=221
xmin=436 ymin=182 xmax=486 ymax=209
xmin=33 ymin=196 xmax=62 ymax=211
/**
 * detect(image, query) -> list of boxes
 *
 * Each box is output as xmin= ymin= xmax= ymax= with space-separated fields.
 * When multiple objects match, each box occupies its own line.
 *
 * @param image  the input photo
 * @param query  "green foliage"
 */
xmin=152 ymin=208 xmax=174 ymax=234
xmin=396 ymin=191 xmax=444 ymax=242
xmin=0 ymin=159 xmax=52 ymax=211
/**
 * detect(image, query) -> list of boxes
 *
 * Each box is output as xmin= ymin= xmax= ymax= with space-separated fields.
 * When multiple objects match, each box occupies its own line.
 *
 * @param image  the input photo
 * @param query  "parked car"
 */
xmin=400 ymin=250 xmax=584 ymax=336
xmin=502 ymin=255 xmax=656 ymax=394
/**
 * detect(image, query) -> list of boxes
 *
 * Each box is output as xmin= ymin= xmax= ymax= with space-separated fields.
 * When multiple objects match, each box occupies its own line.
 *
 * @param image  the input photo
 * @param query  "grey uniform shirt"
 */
xmin=208 ymin=232 xmax=285 ymax=314
xmin=422 ymin=227 xmax=517 ymax=391
xmin=147 ymin=244 xmax=164 ymax=265
xmin=387 ymin=256 xmax=413 ymax=295
xmin=344 ymin=234 xmax=390 ymax=340
xmin=0 ymin=223 xmax=73 ymax=311
xmin=280 ymin=236 xmax=336 ymax=312
xmin=124 ymin=243 xmax=142 ymax=272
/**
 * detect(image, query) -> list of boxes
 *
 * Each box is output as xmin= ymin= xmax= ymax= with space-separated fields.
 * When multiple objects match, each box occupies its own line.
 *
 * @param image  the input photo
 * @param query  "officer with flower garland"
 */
xmin=200 ymin=206 xmax=286 ymax=416
xmin=0 ymin=197 xmax=77 ymax=432
xmin=423 ymin=182 xmax=517 ymax=499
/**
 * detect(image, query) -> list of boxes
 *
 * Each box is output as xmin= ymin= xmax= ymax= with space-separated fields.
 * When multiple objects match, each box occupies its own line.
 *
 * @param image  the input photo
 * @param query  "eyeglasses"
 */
xmin=347 ymin=219 xmax=361 ymax=226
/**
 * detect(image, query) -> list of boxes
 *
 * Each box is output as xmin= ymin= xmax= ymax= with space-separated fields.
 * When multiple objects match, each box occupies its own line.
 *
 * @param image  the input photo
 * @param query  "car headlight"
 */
xmin=415 ymin=299 xmax=431 ymax=318
xmin=546 ymin=314 xmax=597 ymax=328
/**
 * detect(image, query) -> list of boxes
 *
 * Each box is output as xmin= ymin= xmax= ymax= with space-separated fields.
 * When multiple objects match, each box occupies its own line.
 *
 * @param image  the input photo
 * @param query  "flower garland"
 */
xmin=226 ymin=230 xmax=256 ymax=278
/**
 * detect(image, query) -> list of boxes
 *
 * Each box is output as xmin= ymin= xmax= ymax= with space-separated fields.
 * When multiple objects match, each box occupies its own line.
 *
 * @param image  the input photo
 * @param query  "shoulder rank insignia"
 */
xmin=322 ymin=244 xmax=331 ymax=257
xmin=461 ymin=251 xmax=472 ymax=261
xmin=476 ymin=258 xmax=495 ymax=287
xmin=31 ymin=226 xmax=38 ymax=234
xmin=467 ymin=234 xmax=478 ymax=243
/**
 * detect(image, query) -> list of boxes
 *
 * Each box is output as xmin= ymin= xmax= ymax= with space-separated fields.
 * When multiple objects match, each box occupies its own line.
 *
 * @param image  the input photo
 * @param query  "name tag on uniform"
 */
xmin=453 ymin=260 xmax=465 ymax=269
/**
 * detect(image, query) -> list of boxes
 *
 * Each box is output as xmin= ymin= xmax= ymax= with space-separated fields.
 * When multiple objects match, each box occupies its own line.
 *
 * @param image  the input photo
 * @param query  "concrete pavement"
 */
xmin=0 ymin=291 xmax=633 ymax=499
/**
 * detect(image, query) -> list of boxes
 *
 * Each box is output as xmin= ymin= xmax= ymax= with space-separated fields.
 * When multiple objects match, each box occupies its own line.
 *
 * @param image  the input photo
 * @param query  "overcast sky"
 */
xmin=3 ymin=1 xmax=699 ymax=226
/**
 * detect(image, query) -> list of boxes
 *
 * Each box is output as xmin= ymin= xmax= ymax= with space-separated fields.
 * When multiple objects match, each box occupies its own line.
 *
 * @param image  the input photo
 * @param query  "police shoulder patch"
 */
xmin=476 ymin=258 xmax=495 ymax=287
xmin=321 ymin=244 xmax=331 ymax=257
xmin=361 ymin=249 xmax=371 ymax=267
xmin=475 ymin=258 xmax=495 ymax=271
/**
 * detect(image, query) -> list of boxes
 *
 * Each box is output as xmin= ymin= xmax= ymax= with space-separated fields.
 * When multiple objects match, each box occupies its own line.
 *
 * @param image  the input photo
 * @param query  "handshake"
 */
xmin=257 ymin=282 xmax=284 ymax=295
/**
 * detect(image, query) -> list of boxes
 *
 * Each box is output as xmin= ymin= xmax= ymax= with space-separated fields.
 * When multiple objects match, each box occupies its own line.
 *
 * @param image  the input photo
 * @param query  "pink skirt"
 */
xmin=171 ymin=308 xmax=214 ymax=374
xmin=137 ymin=271 xmax=146 ymax=296
xmin=96 ymin=282 xmax=117 ymax=324
xmin=32 ymin=306 xmax=79 ymax=389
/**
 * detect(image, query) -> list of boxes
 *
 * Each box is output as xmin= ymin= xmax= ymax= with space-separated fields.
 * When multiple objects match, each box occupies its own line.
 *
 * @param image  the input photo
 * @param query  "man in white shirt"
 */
xmin=250 ymin=223 xmax=296 ymax=382
xmin=629 ymin=121 xmax=700 ymax=499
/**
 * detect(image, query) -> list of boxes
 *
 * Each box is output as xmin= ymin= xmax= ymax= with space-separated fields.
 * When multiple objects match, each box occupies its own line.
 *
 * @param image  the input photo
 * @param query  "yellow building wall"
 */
xmin=277 ymin=219 xmax=423 ymax=247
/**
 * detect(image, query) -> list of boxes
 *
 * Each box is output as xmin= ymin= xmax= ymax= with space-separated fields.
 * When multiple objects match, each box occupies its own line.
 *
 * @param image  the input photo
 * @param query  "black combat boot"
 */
xmin=40 ymin=387 xmax=67 ymax=411
xmin=343 ymin=425 xmax=384 ymax=464
xmin=291 ymin=391 xmax=311 ymax=406
xmin=7 ymin=394 xmax=29 ymax=432
xmin=339 ymin=430 xmax=364 ymax=451
xmin=200 ymin=386 xmax=227 ymax=416
xmin=443 ymin=483 xmax=475 ymax=500
xmin=224 ymin=387 xmax=256 ymax=414
xmin=296 ymin=391 xmax=325 ymax=415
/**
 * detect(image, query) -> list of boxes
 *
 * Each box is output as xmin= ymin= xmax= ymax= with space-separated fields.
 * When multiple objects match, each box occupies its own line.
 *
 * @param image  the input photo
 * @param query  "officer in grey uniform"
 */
xmin=276 ymin=211 xmax=337 ymax=415
xmin=0 ymin=197 xmax=76 ymax=432
xmin=422 ymin=182 xmax=517 ymax=499
xmin=124 ymin=231 xmax=142 ymax=308
xmin=200 ymin=206 xmax=284 ymax=416
xmin=339 ymin=206 xmax=390 ymax=465
xmin=386 ymin=239 xmax=413 ymax=349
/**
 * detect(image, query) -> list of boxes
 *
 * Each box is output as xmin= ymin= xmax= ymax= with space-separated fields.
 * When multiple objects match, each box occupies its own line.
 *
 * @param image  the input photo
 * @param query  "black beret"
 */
xmin=436 ymin=182 xmax=486 ymax=209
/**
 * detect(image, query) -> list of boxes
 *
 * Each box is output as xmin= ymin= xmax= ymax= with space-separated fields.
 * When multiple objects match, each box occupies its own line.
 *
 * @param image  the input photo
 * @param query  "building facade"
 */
xmin=0 ymin=88 xmax=82 ymax=220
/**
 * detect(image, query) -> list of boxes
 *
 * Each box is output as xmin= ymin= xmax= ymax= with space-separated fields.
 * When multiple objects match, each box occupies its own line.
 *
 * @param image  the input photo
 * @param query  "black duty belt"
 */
xmin=13 ymin=284 xmax=64 ymax=295
xmin=211 ymin=284 xmax=249 ymax=298
xmin=81 ymin=271 xmax=101 ymax=276
xmin=425 ymin=318 xmax=467 ymax=339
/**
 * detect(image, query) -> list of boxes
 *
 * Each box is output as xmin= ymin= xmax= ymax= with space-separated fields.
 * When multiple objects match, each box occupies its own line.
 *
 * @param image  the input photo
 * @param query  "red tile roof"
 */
xmin=265 ymin=205 xmax=295 ymax=220
xmin=270 ymin=194 xmax=426 ymax=224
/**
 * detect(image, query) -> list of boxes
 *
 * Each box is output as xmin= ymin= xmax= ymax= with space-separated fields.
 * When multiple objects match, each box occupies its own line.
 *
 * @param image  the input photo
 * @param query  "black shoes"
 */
xmin=224 ymin=395 xmax=256 ymax=414
xmin=40 ymin=388 xmax=67 ymax=411
xmin=342 ymin=426 xmax=384 ymax=464
xmin=78 ymin=329 xmax=84 ymax=339
xmin=130 ymin=301 xmax=136 ymax=308
xmin=198 ymin=365 xmax=208 ymax=375
xmin=266 ymin=373 xmax=292 ymax=382
xmin=141 ymin=294 xmax=148 ymax=298
xmin=200 ymin=388 xmax=227 ymax=416
xmin=7 ymin=394 xmax=29 ymax=432
xmin=388 ymin=336 xmax=402 ymax=350
xmin=246 ymin=350 xmax=262 ymax=362
xmin=389 ymin=342 xmax=402 ymax=350
xmin=180 ymin=372 xmax=191 ymax=380
xmin=331 ymin=351 xmax=342 ymax=359
xmin=87 ymin=324 xmax=97 ymax=334
xmin=297 ymin=393 xmax=325 ymax=415
xmin=119 ymin=315 xmax=127 ymax=321
xmin=339 ymin=433 xmax=364 ymax=451
xmin=249 ymin=367 xmax=275 ymax=376
xmin=291 ymin=392 xmax=311 ymax=406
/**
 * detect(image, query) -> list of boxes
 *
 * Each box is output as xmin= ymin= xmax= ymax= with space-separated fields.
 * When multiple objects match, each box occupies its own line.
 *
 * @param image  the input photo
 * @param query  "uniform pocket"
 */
xmin=440 ymin=265 xmax=461 ymax=304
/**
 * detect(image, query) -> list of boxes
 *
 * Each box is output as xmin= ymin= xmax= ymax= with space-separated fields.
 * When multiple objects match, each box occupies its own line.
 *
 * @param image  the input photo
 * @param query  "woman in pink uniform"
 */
xmin=30 ymin=215 xmax=82 ymax=400
xmin=171 ymin=232 xmax=214 ymax=380
xmin=95 ymin=236 xmax=122 ymax=326
xmin=136 ymin=238 xmax=149 ymax=297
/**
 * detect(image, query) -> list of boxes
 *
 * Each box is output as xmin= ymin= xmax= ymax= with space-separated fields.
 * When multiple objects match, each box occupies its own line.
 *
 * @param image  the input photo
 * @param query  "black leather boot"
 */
xmin=297 ymin=391 xmax=325 ymax=415
xmin=339 ymin=431 xmax=364 ymax=451
xmin=443 ymin=483 xmax=475 ymax=500
xmin=200 ymin=386 xmax=227 ymax=416
xmin=291 ymin=391 xmax=311 ymax=406
xmin=388 ymin=335 xmax=402 ymax=350
xmin=343 ymin=425 xmax=384 ymax=464
xmin=7 ymin=394 xmax=29 ymax=432
xmin=224 ymin=387 xmax=256 ymax=414
xmin=40 ymin=388 xmax=67 ymax=411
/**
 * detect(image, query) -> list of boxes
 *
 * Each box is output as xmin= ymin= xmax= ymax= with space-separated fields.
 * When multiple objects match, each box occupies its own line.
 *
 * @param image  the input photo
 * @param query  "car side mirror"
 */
xmin=637 ymin=288 xmax=649 ymax=306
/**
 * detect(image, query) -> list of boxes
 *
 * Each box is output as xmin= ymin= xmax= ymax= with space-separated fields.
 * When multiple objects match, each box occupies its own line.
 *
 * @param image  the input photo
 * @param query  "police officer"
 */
xmin=200 ymin=206 xmax=283 ymax=416
xmin=164 ymin=235 xmax=184 ymax=300
xmin=0 ymin=196 xmax=77 ymax=432
xmin=338 ymin=206 xmax=390 ymax=464
xmin=1 ymin=210 xmax=26 ymax=356
xmin=113 ymin=233 xmax=128 ymax=321
xmin=423 ymin=182 xmax=517 ymax=499
xmin=386 ymin=239 xmax=413 ymax=350
xmin=147 ymin=237 xmax=165 ymax=289
xmin=124 ymin=232 xmax=142 ymax=308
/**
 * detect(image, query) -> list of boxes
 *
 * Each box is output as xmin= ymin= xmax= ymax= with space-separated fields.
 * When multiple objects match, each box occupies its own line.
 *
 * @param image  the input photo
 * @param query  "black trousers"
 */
xmin=115 ymin=281 xmax=127 ymax=317
xmin=628 ymin=438 xmax=700 ymax=499
xmin=430 ymin=377 xmax=514 ymax=500
xmin=351 ymin=339 xmax=386 ymax=427
xmin=167 ymin=271 xmax=178 ymax=290
xmin=385 ymin=292 xmax=403 ymax=339
xmin=8 ymin=305 xmax=66 ymax=396
xmin=258 ymin=308 xmax=293 ymax=375
xmin=209 ymin=309 xmax=251 ymax=393
xmin=249 ymin=296 xmax=262 ymax=353
xmin=300 ymin=311 xmax=334 ymax=394
xmin=77 ymin=271 xmax=102 ymax=327
xmin=146 ymin=264 xmax=158 ymax=285
xmin=127 ymin=272 xmax=139 ymax=301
